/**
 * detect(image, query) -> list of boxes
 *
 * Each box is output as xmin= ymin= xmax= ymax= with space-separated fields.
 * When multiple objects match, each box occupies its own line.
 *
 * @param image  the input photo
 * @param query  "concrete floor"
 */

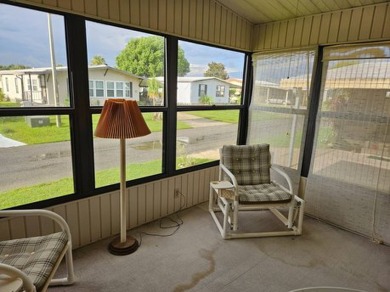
xmin=51 ymin=203 xmax=390 ymax=292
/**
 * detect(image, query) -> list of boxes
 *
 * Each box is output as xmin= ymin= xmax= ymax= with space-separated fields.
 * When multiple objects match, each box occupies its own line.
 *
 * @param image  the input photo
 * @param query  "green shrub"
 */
xmin=199 ymin=95 xmax=214 ymax=105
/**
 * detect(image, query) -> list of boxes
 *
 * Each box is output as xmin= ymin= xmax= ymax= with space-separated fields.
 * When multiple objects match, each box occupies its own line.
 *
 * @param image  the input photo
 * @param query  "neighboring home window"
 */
xmin=216 ymin=85 xmax=225 ymax=97
xmin=15 ymin=78 xmax=19 ymax=93
xmin=32 ymin=79 xmax=38 ymax=91
xmin=125 ymin=82 xmax=132 ymax=98
xmin=89 ymin=80 xmax=94 ymax=97
xmin=5 ymin=77 xmax=9 ymax=92
xmin=116 ymin=82 xmax=123 ymax=97
xmin=106 ymin=81 xmax=115 ymax=97
xmin=198 ymin=84 xmax=207 ymax=96
xmin=95 ymin=81 xmax=104 ymax=97
xmin=27 ymin=79 xmax=31 ymax=91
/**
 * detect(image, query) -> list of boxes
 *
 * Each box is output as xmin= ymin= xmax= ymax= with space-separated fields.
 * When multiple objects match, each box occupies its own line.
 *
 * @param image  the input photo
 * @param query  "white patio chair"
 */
xmin=209 ymin=144 xmax=305 ymax=239
xmin=0 ymin=209 xmax=75 ymax=292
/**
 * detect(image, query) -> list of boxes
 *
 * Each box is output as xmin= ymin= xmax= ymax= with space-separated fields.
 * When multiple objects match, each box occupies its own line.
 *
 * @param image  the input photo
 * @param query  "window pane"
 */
xmin=248 ymin=50 xmax=315 ymax=170
xmin=0 ymin=115 xmax=73 ymax=209
xmin=86 ymin=21 xmax=164 ymax=106
xmin=0 ymin=4 xmax=69 ymax=108
xmin=176 ymin=110 xmax=239 ymax=169
xmin=93 ymin=113 xmax=163 ymax=188
xmin=177 ymin=41 xmax=245 ymax=105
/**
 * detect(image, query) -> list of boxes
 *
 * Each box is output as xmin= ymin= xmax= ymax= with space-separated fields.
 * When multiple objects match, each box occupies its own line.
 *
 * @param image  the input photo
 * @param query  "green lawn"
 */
xmin=187 ymin=110 xmax=239 ymax=123
xmin=0 ymin=101 xmax=20 ymax=107
xmin=0 ymin=113 xmax=191 ymax=145
xmin=0 ymin=157 xmax=212 ymax=209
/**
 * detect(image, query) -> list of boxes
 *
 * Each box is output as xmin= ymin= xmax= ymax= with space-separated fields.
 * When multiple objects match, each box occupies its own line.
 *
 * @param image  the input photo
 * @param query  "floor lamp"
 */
xmin=95 ymin=98 xmax=151 ymax=255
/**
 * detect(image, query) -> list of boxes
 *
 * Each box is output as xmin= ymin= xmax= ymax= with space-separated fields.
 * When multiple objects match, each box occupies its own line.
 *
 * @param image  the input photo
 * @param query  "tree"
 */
xmin=116 ymin=36 xmax=190 ymax=77
xmin=90 ymin=55 xmax=106 ymax=65
xmin=204 ymin=62 xmax=229 ymax=80
xmin=0 ymin=64 xmax=31 ymax=70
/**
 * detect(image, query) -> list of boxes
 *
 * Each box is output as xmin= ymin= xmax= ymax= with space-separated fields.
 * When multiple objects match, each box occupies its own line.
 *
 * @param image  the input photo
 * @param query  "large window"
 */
xmin=305 ymin=43 xmax=390 ymax=242
xmin=0 ymin=3 xmax=246 ymax=209
xmin=248 ymin=49 xmax=315 ymax=172
xmin=176 ymin=41 xmax=245 ymax=170
xmin=0 ymin=4 xmax=73 ymax=209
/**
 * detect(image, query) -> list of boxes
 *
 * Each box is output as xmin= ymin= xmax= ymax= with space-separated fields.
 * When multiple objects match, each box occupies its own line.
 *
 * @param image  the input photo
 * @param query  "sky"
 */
xmin=0 ymin=3 xmax=244 ymax=78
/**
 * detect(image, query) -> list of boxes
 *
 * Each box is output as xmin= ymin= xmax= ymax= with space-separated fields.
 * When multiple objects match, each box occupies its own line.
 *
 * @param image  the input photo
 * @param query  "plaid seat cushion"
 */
xmin=238 ymin=182 xmax=292 ymax=204
xmin=221 ymin=144 xmax=271 ymax=185
xmin=0 ymin=231 xmax=68 ymax=291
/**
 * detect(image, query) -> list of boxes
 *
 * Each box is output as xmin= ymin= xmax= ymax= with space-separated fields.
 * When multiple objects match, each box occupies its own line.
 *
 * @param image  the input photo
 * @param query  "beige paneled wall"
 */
xmin=252 ymin=2 xmax=390 ymax=51
xmin=0 ymin=167 xmax=219 ymax=248
xmin=15 ymin=0 xmax=253 ymax=51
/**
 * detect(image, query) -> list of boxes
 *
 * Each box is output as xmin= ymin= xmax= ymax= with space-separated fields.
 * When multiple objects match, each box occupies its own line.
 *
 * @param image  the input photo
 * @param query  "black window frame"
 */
xmin=0 ymin=0 xmax=252 ymax=210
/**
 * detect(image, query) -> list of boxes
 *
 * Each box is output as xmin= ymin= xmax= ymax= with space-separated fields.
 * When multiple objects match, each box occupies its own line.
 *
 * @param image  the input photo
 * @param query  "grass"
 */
xmin=0 ymin=101 xmax=20 ymax=107
xmin=187 ymin=110 xmax=289 ymax=124
xmin=187 ymin=110 xmax=239 ymax=123
xmin=0 ymin=113 xmax=191 ymax=145
xmin=0 ymin=157 xmax=212 ymax=209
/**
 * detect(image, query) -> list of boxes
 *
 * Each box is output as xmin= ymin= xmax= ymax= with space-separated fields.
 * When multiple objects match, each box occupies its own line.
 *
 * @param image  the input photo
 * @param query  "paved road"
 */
xmin=0 ymin=114 xmax=298 ymax=192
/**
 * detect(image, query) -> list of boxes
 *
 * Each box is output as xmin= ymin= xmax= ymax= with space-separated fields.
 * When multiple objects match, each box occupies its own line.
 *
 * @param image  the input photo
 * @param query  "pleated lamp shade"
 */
xmin=95 ymin=99 xmax=151 ymax=139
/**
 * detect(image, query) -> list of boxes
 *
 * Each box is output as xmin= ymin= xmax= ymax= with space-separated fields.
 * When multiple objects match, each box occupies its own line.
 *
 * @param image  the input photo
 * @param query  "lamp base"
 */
xmin=108 ymin=235 xmax=139 ymax=255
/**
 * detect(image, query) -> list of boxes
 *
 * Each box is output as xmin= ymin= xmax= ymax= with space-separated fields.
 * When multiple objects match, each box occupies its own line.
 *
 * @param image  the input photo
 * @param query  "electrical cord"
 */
xmin=135 ymin=190 xmax=186 ymax=247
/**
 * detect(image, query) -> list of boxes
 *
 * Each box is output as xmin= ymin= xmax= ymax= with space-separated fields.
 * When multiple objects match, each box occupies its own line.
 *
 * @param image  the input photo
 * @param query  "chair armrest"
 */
xmin=0 ymin=210 xmax=71 ymax=243
xmin=0 ymin=263 xmax=36 ymax=292
xmin=219 ymin=163 xmax=238 ymax=189
xmin=271 ymin=165 xmax=293 ymax=194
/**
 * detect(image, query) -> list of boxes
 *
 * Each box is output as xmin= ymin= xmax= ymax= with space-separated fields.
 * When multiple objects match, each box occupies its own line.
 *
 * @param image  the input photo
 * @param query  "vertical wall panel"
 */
xmin=108 ymin=0 xmax=120 ymax=21
xmin=153 ymin=180 xmax=161 ymax=219
xmin=9 ymin=218 xmax=25 ymax=239
xmin=130 ymin=0 xmax=141 ymax=26
xmin=285 ymin=20 xmax=296 ymax=48
xmin=84 ymin=0 xmax=97 ymax=16
xmin=174 ymin=0 xmax=182 ymax=35
xmin=129 ymin=186 xmax=138 ymax=229
xmin=220 ymin=7 xmax=227 ymax=45
xmin=25 ymin=216 xmax=41 ymax=237
xmin=208 ymin=0 xmax=216 ymax=42
xmin=110 ymin=192 xmax=120 ymax=235
xmin=309 ymin=15 xmax=321 ymax=45
xmin=149 ymin=0 xmax=159 ymax=30
xmin=318 ymin=13 xmax=331 ymax=44
xmin=166 ymin=0 xmax=175 ymax=33
xmin=89 ymin=197 xmax=102 ymax=241
xmin=382 ymin=5 xmax=390 ymax=38
xmin=57 ymin=0 xmax=71 ymax=10
xmin=327 ymin=11 xmax=341 ymax=43
xmin=189 ymin=0 xmax=197 ymax=39
xmin=338 ymin=10 xmax=352 ymax=42
xmin=293 ymin=18 xmax=304 ymax=47
xmin=202 ymin=0 xmax=211 ymax=40
xmin=278 ymin=21 xmax=288 ymax=48
xmin=0 ymin=221 xmax=10 ymax=241
xmin=348 ymin=8 xmax=363 ymax=41
xmin=225 ymin=10 xmax=233 ymax=46
xmin=157 ymin=0 xmax=166 ymax=31
xmin=78 ymin=200 xmax=91 ymax=246
xmin=301 ymin=16 xmax=313 ymax=46
xmin=253 ymin=3 xmax=389 ymax=52
xmin=167 ymin=177 xmax=175 ymax=214
xmin=271 ymin=22 xmax=280 ymax=49
xmin=42 ymin=0 xmax=57 ymax=7
xmin=119 ymin=0 xmax=130 ymax=23
xmin=161 ymin=179 xmax=168 ymax=217
xmin=65 ymin=202 xmax=80 ymax=248
xmin=140 ymin=0 xmax=150 ymax=29
xmin=359 ymin=6 xmax=375 ymax=40
xmin=100 ymin=194 xmax=111 ymax=237
xmin=96 ymin=0 xmax=109 ymax=19
xmin=52 ymin=205 xmax=66 ymax=233
xmin=145 ymin=183 xmax=154 ymax=222
xmin=71 ymin=0 xmax=84 ymax=13
xmin=137 ymin=184 xmax=146 ymax=225
xmin=196 ymin=0 xmax=203 ymax=40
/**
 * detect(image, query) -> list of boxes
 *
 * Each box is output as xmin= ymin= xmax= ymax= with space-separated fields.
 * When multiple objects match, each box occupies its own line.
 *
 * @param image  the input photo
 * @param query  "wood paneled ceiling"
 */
xmin=217 ymin=0 xmax=390 ymax=24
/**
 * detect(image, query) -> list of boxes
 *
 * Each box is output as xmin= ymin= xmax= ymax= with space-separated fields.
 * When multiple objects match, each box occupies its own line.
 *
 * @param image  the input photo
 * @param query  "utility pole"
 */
xmin=48 ymin=13 xmax=61 ymax=127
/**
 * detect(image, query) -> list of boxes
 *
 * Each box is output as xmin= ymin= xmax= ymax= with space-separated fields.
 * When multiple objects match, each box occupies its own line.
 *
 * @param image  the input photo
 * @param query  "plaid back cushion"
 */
xmin=221 ymin=144 xmax=271 ymax=185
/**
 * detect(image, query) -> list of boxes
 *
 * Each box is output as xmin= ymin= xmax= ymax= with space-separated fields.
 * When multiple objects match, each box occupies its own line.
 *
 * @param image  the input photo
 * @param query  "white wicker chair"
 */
xmin=0 ymin=209 xmax=75 ymax=292
xmin=209 ymin=144 xmax=305 ymax=239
